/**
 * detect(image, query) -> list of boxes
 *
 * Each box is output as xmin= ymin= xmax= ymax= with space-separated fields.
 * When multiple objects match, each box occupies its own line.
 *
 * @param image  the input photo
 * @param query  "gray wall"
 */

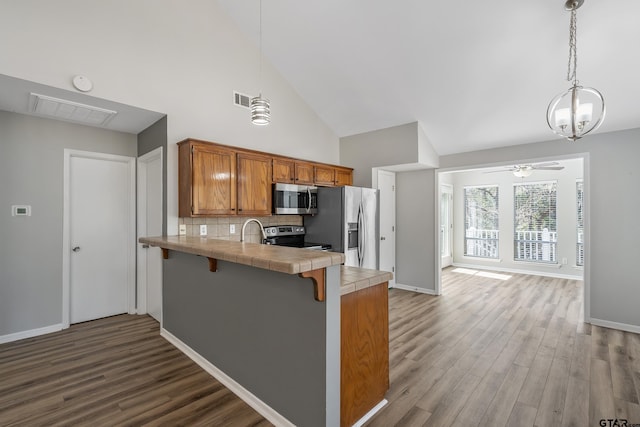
xmin=396 ymin=170 xmax=437 ymax=292
xmin=0 ymin=111 xmax=136 ymax=336
xmin=163 ymin=252 xmax=340 ymax=427
xmin=341 ymin=122 xmax=423 ymax=187
xmin=440 ymin=128 xmax=640 ymax=328
xmin=138 ymin=116 xmax=168 ymax=234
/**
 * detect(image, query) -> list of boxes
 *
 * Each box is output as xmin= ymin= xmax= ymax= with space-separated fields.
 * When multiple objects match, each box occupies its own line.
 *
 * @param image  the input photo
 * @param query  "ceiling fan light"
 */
xmin=513 ymin=166 xmax=533 ymax=178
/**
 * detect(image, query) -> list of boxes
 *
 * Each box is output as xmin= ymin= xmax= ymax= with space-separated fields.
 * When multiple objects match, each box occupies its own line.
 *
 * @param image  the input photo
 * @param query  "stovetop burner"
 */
xmin=263 ymin=225 xmax=331 ymax=250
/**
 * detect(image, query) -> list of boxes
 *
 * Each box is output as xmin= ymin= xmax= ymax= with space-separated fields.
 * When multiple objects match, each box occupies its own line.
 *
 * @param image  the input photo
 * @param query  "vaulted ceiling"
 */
xmin=218 ymin=0 xmax=640 ymax=155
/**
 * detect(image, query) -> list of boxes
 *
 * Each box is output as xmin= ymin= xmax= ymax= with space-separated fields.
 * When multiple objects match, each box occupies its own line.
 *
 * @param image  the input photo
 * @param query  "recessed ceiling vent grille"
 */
xmin=234 ymin=91 xmax=251 ymax=109
xmin=29 ymin=93 xmax=117 ymax=126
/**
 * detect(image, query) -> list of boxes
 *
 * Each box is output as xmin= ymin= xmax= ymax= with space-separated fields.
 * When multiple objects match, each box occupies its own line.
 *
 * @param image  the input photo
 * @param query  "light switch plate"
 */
xmin=230 ymin=224 xmax=235 ymax=234
xmin=200 ymin=224 xmax=207 ymax=236
xmin=179 ymin=224 xmax=186 ymax=235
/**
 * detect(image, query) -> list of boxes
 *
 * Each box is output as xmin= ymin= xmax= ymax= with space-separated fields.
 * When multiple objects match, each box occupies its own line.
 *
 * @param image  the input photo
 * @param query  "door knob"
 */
xmin=72 ymin=246 xmax=81 ymax=252
xmin=380 ymin=236 xmax=386 ymax=241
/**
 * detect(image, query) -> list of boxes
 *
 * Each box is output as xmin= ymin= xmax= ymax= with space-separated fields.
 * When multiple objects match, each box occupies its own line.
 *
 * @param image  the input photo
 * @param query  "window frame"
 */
xmin=463 ymin=185 xmax=500 ymax=259
xmin=513 ymin=180 xmax=558 ymax=264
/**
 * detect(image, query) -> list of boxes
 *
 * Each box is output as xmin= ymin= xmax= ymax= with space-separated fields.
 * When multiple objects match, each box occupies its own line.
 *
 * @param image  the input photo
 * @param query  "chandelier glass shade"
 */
xmin=547 ymin=85 xmax=605 ymax=141
xmin=547 ymin=0 xmax=605 ymax=141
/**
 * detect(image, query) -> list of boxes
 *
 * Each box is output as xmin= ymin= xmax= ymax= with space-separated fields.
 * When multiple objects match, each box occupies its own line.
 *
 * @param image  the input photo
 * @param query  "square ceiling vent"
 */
xmin=30 ymin=93 xmax=117 ymax=126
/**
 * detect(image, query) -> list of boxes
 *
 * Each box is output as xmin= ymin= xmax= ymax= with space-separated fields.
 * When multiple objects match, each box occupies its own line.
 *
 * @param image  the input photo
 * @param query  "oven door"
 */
xmin=273 ymin=183 xmax=318 ymax=215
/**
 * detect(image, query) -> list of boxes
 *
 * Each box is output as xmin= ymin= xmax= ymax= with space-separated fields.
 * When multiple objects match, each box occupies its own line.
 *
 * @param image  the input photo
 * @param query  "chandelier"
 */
xmin=546 ymin=0 xmax=605 ymax=141
xmin=251 ymin=0 xmax=270 ymax=125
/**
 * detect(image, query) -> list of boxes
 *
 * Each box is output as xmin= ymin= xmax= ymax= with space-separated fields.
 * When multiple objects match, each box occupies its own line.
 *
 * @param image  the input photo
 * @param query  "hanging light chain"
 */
xmin=566 ymin=5 xmax=578 ymax=85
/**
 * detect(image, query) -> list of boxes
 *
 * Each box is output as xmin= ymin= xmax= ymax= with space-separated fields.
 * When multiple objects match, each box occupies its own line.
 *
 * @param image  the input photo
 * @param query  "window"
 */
xmin=513 ymin=182 xmax=557 ymax=263
xmin=576 ymin=180 xmax=584 ymax=266
xmin=464 ymin=186 xmax=499 ymax=258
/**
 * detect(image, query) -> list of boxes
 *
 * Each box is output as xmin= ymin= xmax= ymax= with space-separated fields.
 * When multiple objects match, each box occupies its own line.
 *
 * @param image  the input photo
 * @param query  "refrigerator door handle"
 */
xmin=358 ymin=204 xmax=364 ymax=267
xmin=361 ymin=203 xmax=366 ymax=265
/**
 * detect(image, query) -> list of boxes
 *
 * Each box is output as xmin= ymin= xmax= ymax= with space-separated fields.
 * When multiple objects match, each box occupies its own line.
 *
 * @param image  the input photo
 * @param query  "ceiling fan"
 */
xmin=485 ymin=162 xmax=565 ymax=178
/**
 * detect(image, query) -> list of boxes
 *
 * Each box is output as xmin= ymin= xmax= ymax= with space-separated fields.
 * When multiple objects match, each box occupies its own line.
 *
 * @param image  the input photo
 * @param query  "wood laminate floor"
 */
xmin=0 ymin=315 xmax=271 ymax=427
xmin=1 ymin=267 xmax=639 ymax=427
xmin=367 ymin=267 xmax=640 ymax=427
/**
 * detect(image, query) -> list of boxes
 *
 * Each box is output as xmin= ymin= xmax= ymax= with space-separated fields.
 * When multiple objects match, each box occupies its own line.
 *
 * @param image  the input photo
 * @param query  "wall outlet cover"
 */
xmin=200 ymin=224 xmax=207 ymax=236
xmin=230 ymin=224 xmax=235 ymax=234
xmin=179 ymin=224 xmax=187 ymax=235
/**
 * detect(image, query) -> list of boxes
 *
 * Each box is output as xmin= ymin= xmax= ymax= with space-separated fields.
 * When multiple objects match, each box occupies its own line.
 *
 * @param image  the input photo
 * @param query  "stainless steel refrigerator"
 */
xmin=304 ymin=186 xmax=379 ymax=269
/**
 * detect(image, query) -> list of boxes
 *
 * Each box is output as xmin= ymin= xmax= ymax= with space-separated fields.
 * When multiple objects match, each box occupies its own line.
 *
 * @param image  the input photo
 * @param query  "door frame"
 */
xmin=137 ymin=147 xmax=163 ymax=317
xmin=374 ymin=169 xmax=396 ymax=287
xmin=440 ymin=183 xmax=453 ymax=267
xmin=62 ymin=149 xmax=136 ymax=329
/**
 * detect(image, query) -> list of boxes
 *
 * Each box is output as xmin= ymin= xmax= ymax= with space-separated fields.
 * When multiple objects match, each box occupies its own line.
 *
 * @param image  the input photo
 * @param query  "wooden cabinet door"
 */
xmin=237 ymin=152 xmax=272 ymax=216
xmin=191 ymin=144 xmax=236 ymax=215
xmin=295 ymin=162 xmax=315 ymax=185
xmin=314 ymin=165 xmax=335 ymax=186
xmin=272 ymin=158 xmax=295 ymax=183
xmin=335 ymin=168 xmax=353 ymax=186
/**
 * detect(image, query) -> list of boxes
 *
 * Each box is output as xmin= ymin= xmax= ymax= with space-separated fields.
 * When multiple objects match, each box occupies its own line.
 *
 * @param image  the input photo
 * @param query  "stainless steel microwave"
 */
xmin=273 ymin=183 xmax=318 ymax=215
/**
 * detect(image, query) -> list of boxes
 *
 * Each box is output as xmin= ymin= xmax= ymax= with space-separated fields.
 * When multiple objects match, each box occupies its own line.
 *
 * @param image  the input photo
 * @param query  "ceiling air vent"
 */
xmin=234 ymin=91 xmax=251 ymax=109
xmin=30 ymin=93 xmax=117 ymax=126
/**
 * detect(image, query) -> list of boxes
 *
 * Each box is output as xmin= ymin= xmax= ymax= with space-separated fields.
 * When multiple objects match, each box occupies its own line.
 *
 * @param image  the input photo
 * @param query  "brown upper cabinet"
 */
xmin=314 ymin=165 xmax=335 ymax=186
xmin=272 ymin=157 xmax=295 ymax=183
xmin=294 ymin=162 xmax=315 ymax=185
xmin=178 ymin=138 xmax=353 ymax=217
xmin=179 ymin=141 xmax=236 ymax=216
xmin=237 ymin=152 xmax=272 ymax=216
xmin=335 ymin=167 xmax=353 ymax=186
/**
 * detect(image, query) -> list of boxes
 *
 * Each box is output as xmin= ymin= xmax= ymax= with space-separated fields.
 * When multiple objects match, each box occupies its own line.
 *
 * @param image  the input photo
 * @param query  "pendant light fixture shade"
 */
xmin=251 ymin=94 xmax=270 ymax=125
xmin=547 ymin=0 xmax=605 ymax=141
xmin=252 ymin=0 xmax=270 ymax=126
xmin=547 ymin=85 xmax=605 ymax=141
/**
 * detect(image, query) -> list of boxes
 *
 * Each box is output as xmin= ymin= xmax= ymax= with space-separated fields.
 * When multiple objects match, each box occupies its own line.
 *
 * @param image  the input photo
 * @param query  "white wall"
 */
xmin=448 ymin=159 xmax=583 ymax=278
xmin=0 ymin=0 xmax=339 ymax=236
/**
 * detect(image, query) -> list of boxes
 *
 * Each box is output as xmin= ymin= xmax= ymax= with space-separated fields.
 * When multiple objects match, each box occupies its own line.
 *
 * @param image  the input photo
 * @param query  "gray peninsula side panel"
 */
xmin=163 ymin=251 xmax=327 ymax=427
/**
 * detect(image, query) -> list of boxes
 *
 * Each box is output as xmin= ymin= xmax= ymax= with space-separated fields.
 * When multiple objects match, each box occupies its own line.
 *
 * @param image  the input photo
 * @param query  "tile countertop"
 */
xmin=139 ymin=235 xmax=344 ymax=275
xmin=340 ymin=266 xmax=393 ymax=295
xmin=139 ymin=236 xmax=393 ymax=295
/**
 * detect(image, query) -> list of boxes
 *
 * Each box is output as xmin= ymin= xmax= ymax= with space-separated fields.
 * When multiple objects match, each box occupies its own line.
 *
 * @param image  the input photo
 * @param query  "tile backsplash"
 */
xmin=179 ymin=215 xmax=303 ymax=244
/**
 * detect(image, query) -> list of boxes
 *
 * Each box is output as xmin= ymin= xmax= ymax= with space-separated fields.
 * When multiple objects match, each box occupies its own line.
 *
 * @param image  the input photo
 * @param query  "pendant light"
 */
xmin=546 ymin=0 xmax=605 ymax=141
xmin=251 ymin=0 xmax=270 ymax=125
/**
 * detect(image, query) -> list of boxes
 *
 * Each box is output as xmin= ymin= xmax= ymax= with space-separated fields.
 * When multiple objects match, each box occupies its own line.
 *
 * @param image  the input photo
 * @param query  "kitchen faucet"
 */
xmin=240 ymin=218 xmax=267 ymax=243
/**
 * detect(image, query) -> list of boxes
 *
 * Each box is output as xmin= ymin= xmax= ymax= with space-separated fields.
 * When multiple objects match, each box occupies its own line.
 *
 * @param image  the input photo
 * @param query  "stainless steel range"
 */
xmin=263 ymin=226 xmax=331 ymax=251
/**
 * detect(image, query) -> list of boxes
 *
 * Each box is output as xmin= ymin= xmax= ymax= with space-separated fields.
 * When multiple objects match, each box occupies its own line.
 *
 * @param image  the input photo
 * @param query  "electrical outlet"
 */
xmin=200 ymin=224 xmax=207 ymax=236
xmin=562 ymin=257 xmax=568 ymax=265
xmin=179 ymin=224 xmax=186 ymax=235
xmin=230 ymin=224 xmax=236 ymax=234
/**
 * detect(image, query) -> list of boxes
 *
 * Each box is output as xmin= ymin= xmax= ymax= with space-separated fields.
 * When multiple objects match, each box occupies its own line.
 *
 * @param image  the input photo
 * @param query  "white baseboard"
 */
xmin=589 ymin=318 xmax=640 ymax=334
xmin=391 ymin=283 xmax=438 ymax=295
xmin=353 ymin=399 xmax=388 ymax=427
xmin=451 ymin=262 xmax=583 ymax=281
xmin=0 ymin=323 xmax=64 ymax=344
xmin=160 ymin=328 xmax=295 ymax=427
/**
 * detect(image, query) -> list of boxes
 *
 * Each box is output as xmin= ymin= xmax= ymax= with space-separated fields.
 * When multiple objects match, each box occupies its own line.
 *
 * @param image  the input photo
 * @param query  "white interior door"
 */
xmin=441 ymin=184 xmax=453 ymax=267
xmin=137 ymin=148 xmax=163 ymax=323
xmin=377 ymin=170 xmax=396 ymax=287
xmin=67 ymin=152 xmax=135 ymax=324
